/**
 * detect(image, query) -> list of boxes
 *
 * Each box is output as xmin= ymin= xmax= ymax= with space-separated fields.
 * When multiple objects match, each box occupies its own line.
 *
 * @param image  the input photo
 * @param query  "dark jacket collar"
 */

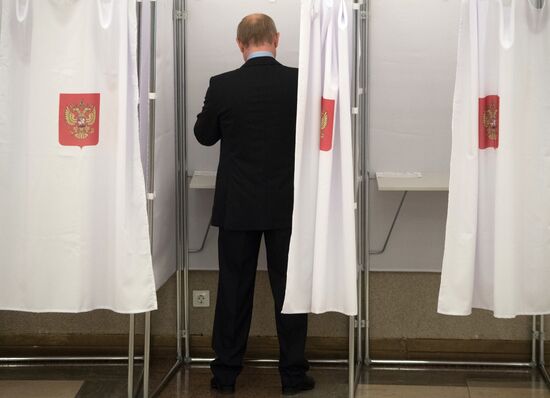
xmin=241 ymin=56 xmax=281 ymax=68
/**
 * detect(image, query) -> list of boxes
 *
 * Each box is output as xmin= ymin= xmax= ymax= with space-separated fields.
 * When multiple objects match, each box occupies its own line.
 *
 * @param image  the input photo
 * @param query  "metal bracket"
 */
xmin=360 ymin=320 xmax=366 ymax=328
xmin=189 ymin=216 xmax=212 ymax=253
xmin=370 ymin=191 xmax=408 ymax=255
xmin=174 ymin=10 xmax=188 ymax=20
xmin=360 ymin=10 xmax=368 ymax=20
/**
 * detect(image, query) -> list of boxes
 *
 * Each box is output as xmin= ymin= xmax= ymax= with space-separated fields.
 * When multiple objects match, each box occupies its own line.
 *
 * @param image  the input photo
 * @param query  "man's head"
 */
xmin=236 ymin=13 xmax=280 ymax=61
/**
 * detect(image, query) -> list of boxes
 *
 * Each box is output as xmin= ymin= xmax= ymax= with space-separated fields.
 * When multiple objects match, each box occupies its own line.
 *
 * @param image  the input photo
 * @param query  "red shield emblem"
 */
xmin=320 ymin=97 xmax=336 ymax=151
xmin=479 ymin=95 xmax=499 ymax=149
xmin=59 ymin=93 xmax=100 ymax=148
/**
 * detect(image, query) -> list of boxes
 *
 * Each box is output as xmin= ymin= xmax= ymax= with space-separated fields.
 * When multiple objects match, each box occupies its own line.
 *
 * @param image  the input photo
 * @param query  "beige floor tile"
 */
xmin=0 ymin=380 xmax=83 ymax=398
xmin=467 ymin=378 xmax=549 ymax=389
xmin=356 ymin=384 xmax=470 ymax=398
xmin=467 ymin=376 xmax=550 ymax=397
xmin=468 ymin=387 xmax=550 ymax=398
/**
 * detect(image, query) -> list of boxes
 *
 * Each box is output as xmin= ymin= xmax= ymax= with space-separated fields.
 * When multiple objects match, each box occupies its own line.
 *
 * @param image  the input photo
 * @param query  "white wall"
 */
xmin=368 ymin=0 xmax=460 ymax=174
xmin=366 ymin=0 xmax=460 ymax=271
xmin=369 ymin=181 xmax=448 ymax=272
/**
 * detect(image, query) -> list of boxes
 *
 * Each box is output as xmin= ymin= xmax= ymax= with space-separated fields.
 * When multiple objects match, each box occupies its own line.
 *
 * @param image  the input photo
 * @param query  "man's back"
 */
xmin=194 ymin=56 xmax=298 ymax=230
xmin=194 ymin=14 xmax=312 ymax=395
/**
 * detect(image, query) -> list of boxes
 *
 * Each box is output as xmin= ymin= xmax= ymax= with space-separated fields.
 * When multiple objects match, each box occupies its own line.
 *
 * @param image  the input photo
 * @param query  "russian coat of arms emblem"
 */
xmin=478 ymin=95 xmax=499 ymax=149
xmin=59 ymin=93 xmax=100 ymax=148
xmin=320 ymin=97 xmax=335 ymax=152
xmin=64 ymin=101 xmax=97 ymax=140
xmin=483 ymin=103 xmax=498 ymax=141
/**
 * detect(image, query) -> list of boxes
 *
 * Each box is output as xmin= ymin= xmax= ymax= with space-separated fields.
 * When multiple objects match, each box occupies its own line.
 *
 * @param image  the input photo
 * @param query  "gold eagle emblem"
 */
xmin=320 ymin=110 xmax=328 ymax=139
xmin=64 ymin=100 xmax=97 ymax=140
xmin=483 ymin=103 xmax=498 ymax=140
xmin=321 ymin=111 xmax=328 ymax=130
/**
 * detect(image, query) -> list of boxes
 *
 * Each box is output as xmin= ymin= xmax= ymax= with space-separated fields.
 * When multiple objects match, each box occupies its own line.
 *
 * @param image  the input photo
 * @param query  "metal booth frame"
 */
xmin=147 ymin=1 xmax=369 ymax=398
xmin=360 ymin=0 xmax=550 ymax=389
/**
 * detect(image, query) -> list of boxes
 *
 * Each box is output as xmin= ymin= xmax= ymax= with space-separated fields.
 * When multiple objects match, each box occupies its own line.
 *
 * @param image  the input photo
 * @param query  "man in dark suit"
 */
xmin=194 ymin=13 xmax=314 ymax=396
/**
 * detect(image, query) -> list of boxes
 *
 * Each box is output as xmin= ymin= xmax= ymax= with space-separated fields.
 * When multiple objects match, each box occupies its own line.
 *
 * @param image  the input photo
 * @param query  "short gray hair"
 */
xmin=237 ymin=14 xmax=277 ymax=47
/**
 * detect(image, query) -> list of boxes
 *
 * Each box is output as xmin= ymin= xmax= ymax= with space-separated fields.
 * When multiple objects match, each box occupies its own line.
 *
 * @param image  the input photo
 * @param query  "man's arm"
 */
xmin=194 ymin=77 xmax=222 ymax=146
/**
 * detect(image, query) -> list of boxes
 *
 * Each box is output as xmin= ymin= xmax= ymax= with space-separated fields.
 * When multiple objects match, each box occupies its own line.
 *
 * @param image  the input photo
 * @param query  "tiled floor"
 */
xmin=0 ymin=362 xmax=549 ymax=397
xmin=0 ymin=380 xmax=83 ymax=398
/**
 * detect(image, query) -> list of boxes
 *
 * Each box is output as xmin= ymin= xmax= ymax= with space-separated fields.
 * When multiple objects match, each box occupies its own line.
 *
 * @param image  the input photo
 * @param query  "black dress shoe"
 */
xmin=210 ymin=377 xmax=236 ymax=394
xmin=282 ymin=375 xmax=315 ymax=396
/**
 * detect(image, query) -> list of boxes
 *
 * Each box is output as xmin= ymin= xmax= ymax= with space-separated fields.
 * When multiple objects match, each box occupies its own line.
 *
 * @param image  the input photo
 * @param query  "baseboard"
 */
xmin=0 ymin=334 xmax=547 ymax=363
xmin=369 ymin=338 xmax=536 ymax=362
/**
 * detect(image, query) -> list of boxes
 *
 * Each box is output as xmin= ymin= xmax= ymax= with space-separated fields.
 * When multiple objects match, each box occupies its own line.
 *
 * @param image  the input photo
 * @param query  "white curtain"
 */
xmin=283 ymin=0 xmax=357 ymax=316
xmin=439 ymin=0 xmax=550 ymax=318
xmin=0 ymin=0 xmax=157 ymax=313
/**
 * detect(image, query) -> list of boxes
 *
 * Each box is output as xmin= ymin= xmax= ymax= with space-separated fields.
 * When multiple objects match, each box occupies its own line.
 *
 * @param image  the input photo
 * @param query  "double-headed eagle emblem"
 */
xmin=320 ymin=110 xmax=329 ymax=139
xmin=64 ymin=100 xmax=97 ymax=140
xmin=483 ymin=103 xmax=498 ymax=140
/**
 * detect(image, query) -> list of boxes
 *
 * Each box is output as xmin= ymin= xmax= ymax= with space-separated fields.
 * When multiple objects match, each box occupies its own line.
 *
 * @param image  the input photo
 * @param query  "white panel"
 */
xmin=367 ymin=0 xmax=459 ymax=272
xmin=368 ymin=0 xmax=460 ymax=174
xmin=139 ymin=0 xmax=177 ymax=287
xmin=369 ymin=181 xmax=448 ymax=273
xmin=151 ymin=0 xmax=177 ymax=287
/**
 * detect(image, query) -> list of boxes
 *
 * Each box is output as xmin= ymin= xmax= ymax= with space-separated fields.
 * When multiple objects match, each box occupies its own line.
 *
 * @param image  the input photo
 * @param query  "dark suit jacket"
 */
xmin=194 ymin=56 xmax=298 ymax=230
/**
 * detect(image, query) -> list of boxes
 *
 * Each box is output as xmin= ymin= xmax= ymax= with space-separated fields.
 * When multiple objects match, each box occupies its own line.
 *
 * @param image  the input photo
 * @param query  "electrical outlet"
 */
xmin=193 ymin=290 xmax=210 ymax=307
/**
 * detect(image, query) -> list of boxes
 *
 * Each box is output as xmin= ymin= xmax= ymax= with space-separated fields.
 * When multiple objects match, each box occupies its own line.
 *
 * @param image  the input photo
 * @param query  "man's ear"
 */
xmin=274 ymin=32 xmax=280 ymax=48
xmin=236 ymin=39 xmax=246 ymax=53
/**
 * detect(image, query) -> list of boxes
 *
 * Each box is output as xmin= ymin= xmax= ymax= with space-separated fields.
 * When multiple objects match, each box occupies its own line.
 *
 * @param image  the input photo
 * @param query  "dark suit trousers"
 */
xmin=211 ymin=227 xmax=309 ymax=387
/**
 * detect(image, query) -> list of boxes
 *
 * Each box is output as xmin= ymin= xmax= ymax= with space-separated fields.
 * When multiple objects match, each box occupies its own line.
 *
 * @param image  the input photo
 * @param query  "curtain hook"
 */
xmin=16 ymin=0 xmax=30 ymax=22
xmin=97 ymin=0 xmax=114 ymax=29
